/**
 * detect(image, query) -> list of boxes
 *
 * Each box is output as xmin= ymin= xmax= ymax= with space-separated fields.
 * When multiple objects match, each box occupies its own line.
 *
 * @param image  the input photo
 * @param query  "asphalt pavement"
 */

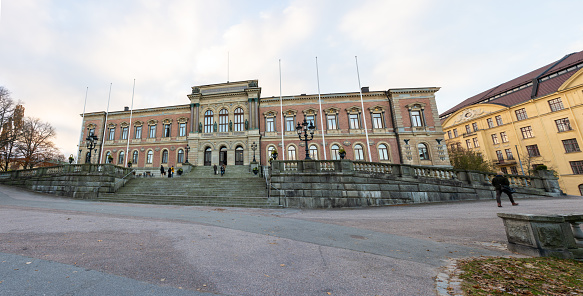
xmin=0 ymin=185 xmax=581 ymax=295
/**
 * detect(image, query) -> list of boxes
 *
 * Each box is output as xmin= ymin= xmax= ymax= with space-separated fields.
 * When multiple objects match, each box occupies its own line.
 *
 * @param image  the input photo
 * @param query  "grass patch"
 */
xmin=458 ymin=257 xmax=583 ymax=295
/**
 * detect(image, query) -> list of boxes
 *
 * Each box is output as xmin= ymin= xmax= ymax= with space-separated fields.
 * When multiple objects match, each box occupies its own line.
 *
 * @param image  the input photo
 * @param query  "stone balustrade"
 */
xmin=0 ymin=164 xmax=134 ymax=199
xmin=498 ymin=213 xmax=583 ymax=260
xmin=268 ymin=160 xmax=562 ymax=208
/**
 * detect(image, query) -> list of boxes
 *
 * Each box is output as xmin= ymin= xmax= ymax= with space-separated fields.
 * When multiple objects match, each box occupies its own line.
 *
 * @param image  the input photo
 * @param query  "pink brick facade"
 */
xmin=79 ymin=80 xmax=450 ymax=170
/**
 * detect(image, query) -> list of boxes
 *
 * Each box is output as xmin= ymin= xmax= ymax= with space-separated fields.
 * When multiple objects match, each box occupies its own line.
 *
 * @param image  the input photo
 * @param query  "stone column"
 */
xmin=194 ymin=103 xmax=200 ymax=133
xmin=255 ymin=98 xmax=260 ymax=129
xmin=248 ymin=98 xmax=253 ymax=130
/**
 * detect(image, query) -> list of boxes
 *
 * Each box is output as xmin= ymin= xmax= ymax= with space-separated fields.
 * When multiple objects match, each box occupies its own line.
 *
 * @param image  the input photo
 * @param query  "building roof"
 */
xmin=439 ymin=50 xmax=583 ymax=120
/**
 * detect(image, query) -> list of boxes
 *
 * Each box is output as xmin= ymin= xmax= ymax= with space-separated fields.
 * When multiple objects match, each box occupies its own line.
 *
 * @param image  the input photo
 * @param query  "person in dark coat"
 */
xmin=220 ymin=164 xmax=225 ymax=176
xmin=213 ymin=164 xmax=218 ymax=175
xmin=160 ymin=165 xmax=165 ymax=177
xmin=491 ymin=171 xmax=518 ymax=207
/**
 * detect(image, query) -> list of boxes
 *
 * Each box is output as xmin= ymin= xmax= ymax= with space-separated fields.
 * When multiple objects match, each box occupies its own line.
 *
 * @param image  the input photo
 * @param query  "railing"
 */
xmin=413 ymin=166 xmax=457 ymax=180
xmin=113 ymin=169 xmax=136 ymax=191
xmin=484 ymin=172 xmax=531 ymax=188
xmin=0 ymin=164 xmax=134 ymax=180
xmin=353 ymin=161 xmax=393 ymax=174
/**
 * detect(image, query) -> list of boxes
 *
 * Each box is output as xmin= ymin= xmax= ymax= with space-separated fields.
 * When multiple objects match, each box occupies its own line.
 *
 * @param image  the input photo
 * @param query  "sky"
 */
xmin=1 ymin=0 xmax=582 ymax=158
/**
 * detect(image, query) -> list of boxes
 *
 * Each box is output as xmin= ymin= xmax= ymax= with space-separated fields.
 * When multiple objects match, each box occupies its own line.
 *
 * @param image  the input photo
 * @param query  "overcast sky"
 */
xmin=1 ymin=0 xmax=582 ymax=158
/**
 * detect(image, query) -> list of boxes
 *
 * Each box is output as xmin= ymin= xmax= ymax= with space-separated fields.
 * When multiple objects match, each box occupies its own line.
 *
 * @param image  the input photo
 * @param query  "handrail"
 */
xmin=113 ymin=169 xmax=136 ymax=191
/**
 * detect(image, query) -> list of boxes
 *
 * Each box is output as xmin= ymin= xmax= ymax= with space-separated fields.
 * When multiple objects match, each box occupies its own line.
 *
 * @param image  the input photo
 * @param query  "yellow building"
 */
xmin=440 ymin=50 xmax=583 ymax=195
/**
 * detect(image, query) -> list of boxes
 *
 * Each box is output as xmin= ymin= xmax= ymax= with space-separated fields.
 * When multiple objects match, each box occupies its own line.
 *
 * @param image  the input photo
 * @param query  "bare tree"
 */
xmin=17 ymin=117 xmax=57 ymax=169
xmin=0 ymin=87 xmax=24 ymax=170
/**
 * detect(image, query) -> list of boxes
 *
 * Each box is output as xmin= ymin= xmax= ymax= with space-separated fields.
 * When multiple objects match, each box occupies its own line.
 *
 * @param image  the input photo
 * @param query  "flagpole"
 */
xmin=77 ymin=87 xmax=88 ymax=164
xmin=279 ymin=59 xmax=285 ymax=161
xmin=125 ymin=79 xmax=135 ymax=167
xmin=100 ymin=83 xmax=112 ymax=163
xmin=315 ymin=57 xmax=327 ymax=160
xmin=355 ymin=56 xmax=372 ymax=162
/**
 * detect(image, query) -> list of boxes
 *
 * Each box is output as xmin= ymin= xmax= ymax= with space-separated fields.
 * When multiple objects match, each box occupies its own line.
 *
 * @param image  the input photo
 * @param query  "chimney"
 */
xmin=124 ymin=106 xmax=129 ymax=111
xmin=361 ymin=87 xmax=369 ymax=93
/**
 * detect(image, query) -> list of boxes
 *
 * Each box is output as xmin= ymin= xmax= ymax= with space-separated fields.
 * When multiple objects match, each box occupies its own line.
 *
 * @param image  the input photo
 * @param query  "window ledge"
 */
xmin=565 ymin=150 xmax=582 ymax=154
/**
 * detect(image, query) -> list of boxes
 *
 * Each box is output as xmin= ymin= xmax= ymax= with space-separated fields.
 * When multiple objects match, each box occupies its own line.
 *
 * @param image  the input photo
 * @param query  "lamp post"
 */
xmin=185 ymin=144 xmax=190 ymax=163
xmin=296 ymin=118 xmax=315 ymax=160
xmin=251 ymin=141 xmax=257 ymax=163
xmin=85 ymin=131 xmax=98 ymax=164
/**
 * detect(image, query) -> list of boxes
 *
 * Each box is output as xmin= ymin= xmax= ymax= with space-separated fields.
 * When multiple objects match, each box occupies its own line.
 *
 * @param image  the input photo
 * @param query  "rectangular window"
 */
xmin=501 ymin=167 xmax=508 ymax=175
xmin=179 ymin=123 xmax=186 ymax=137
xmin=327 ymin=114 xmax=337 ymax=130
xmin=164 ymin=124 xmax=171 ymax=137
xmin=453 ymin=129 xmax=458 ymax=137
xmin=305 ymin=115 xmax=316 ymax=129
xmin=505 ymin=148 xmax=514 ymax=160
xmin=372 ymin=113 xmax=383 ymax=129
xmin=349 ymin=114 xmax=360 ymax=129
xmin=515 ymin=108 xmax=528 ymax=121
xmin=570 ymin=161 xmax=583 ymax=174
xmin=495 ymin=115 xmax=503 ymax=126
xmin=285 ymin=116 xmax=295 ymax=132
xmin=510 ymin=166 xmax=518 ymax=175
xmin=520 ymin=126 xmax=534 ymax=139
xmin=266 ymin=117 xmax=275 ymax=132
xmin=473 ymin=138 xmax=480 ymax=148
xmin=548 ymin=98 xmax=564 ymax=112
xmin=491 ymin=134 xmax=499 ymax=144
xmin=487 ymin=118 xmax=494 ymax=128
xmin=526 ymin=144 xmax=540 ymax=157
xmin=496 ymin=150 xmax=504 ymax=161
xmin=447 ymin=130 xmax=452 ymax=139
xmin=149 ymin=125 xmax=156 ymax=138
xmin=466 ymin=139 xmax=472 ymax=149
xmin=465 ymin=125 xmax=471 ymax=134
xmin=472 ymin=122 xmax=478 ymax=132
xmin=500 ymin=132 xmax=509 ymax=143
xmin=562 ymin=138 xmax=581 ymax=153
xmin=555 ymin=118 xmax=572 ymax=132
xmin=410 ymin=110 xmax=423 ymax=127
xmin=134 ymin=126 xmax=142 ymax=139
xmin=88 ymin=128 xmax=95 ymax=137
xmin=121 ymin=127 xmax=128 ymax=140
xmin=108 ymin=128 xmax=115 ymax=141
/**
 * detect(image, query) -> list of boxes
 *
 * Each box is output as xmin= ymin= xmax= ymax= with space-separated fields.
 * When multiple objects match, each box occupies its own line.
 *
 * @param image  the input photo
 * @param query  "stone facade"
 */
xmin=79 ymin=80 xmax=450 ymax=169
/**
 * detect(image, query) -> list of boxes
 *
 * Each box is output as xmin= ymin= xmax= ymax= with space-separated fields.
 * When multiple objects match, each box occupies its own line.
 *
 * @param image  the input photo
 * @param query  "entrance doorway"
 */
xmin=235 ymin=146 xmax=244 ymax=165
xmin=219 ymin=147 xmax=227 ymax=166
xmin=204 ymin=147 xmax=212 ymax=166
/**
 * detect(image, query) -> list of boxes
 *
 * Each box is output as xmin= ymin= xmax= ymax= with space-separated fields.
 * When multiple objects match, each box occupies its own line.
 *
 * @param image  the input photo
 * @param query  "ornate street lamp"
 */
xmin=296 ymin=118 xmax=315 ymax=160
xmin=185 ymin=144 xmax=190 ymax=163
xmin=85 ymin=131 xmax=99 ymax=164
xmin=251 ymin=141 xmax=257 ymax=163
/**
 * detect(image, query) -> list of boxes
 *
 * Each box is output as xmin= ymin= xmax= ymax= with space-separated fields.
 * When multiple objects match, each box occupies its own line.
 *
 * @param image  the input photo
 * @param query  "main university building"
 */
xmin=79 ymin=80 xmax=450 ymax=172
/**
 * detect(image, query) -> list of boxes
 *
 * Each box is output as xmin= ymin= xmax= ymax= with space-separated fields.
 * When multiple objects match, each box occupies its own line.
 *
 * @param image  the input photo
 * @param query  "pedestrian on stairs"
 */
xmin=213 ymin=164 xmax=218 ymax=175
xmin=168 ymin=166 xmax=172 ymax=178
xmin=220 ymin=164 xmax=225 ymax=176
xmin=160 ymin=165 xmax=165 ymax=177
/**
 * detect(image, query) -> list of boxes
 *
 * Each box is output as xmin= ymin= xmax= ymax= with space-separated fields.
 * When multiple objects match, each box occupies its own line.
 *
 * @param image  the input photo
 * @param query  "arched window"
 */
xmin=418 ymin=143 xmax=430 ymax=160
xmin=177 ymin=149 xmax=184 ymax=163
xmin=105 ymin=151 xmax=112 ymax=163
xmin=288 ymin=146 xmax=296 ymax=160
xmin=162 ymin=150 xmax=168 ymax=164
xmin=378 ymin=144 xmax=389 ymax=161
xmin=132 ymin=151 xmax=139 ymax=164
xmin=118 ymin=150 xmax=125 ymax=164
xmin=579 ymin=184 xmax=583 ymax=196
xmin=354 ymin=144 xmax=364 ymax=161
xmin=204 ymin=110 xmax=214 ymax=133
xmin=331 ymin=144 xmax=340 ymax=160
xmin=235 ymin=146 xmax=244 ymax=165
xmin=309 ymin=145 xmax=318 ymax=160
xmin=219 ymin=109 xmax=228 ymax=132
xmin=234 ymin=108 xmax=244 ymax=131
xmin=146 ymin=150 xmax=153 ymax=164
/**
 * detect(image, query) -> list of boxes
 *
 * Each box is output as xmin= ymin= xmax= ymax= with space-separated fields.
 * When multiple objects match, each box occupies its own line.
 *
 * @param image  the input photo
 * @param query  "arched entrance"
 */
xmin=235 ymin=146 xmax=244 ymax=165
xmin=204 ymin=147 xmax=212 ymax=166
xmin=219 ymin=146 xmax=227 ymax=166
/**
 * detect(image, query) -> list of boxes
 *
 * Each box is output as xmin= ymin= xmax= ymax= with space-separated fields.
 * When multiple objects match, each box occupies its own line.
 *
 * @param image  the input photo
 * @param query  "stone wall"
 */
xmin=268 ymin=160 xmax=562 ymax=208
xmin=0 ymin=164 xmax=133 ymax=199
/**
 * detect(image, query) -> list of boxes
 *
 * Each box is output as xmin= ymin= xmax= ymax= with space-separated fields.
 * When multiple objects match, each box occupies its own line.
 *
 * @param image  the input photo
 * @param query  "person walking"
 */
xmin=171 ymin=166 xmax=175 ymax=178
xmin=491 ymin=171 xmax=519 ymax=207
xmin=213 ymin=164 xmax=218 ymax=175
xmin=160 ymin=165 xmax=165 ymax=177
xmin=220 ymin=164 xmax=225 ymax=177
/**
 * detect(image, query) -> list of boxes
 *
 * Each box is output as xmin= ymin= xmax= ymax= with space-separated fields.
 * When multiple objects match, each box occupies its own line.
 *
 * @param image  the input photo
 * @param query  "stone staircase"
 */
xmin=98 ymin=165 xmax=277 ymax=208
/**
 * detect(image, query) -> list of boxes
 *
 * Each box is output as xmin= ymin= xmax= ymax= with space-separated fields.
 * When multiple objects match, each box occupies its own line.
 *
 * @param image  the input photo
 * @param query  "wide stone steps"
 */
xmin=99 ymin=165 xmax=272 ymax=208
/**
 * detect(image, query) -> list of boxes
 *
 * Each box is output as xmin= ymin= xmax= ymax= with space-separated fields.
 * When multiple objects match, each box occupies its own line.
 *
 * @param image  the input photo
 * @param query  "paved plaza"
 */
xmin=0 ymin=184 xmax=581 ymax=295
